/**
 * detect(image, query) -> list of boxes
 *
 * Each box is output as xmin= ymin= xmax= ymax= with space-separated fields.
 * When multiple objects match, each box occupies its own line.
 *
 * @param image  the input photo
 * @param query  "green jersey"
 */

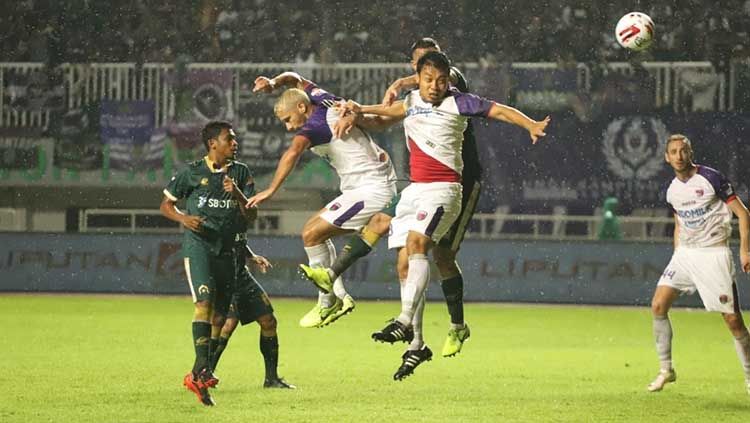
xmin=164 ymin=156 xmax=252 ymax=255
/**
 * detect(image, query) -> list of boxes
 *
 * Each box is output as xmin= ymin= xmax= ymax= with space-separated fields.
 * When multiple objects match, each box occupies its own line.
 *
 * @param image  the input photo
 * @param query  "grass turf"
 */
xmin=2 ymin=294 xmax=749 ymax=422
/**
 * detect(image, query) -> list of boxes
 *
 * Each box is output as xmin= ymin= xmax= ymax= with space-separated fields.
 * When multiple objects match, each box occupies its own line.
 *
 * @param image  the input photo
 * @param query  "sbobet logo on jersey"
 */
xmin=207 ymin=198 xmax=238 ymax=209
xmin=602 ymin=116 xmax=669 ymax=180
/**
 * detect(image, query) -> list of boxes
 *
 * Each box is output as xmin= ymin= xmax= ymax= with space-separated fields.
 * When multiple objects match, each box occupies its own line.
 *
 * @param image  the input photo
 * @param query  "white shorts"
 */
xmin=320 ymin=183 xmax=397 ymax=230
xmin=388 ymin=182 xmax=462 ymax=250
xmin=657 ymin=246 xmax=738 ymax=313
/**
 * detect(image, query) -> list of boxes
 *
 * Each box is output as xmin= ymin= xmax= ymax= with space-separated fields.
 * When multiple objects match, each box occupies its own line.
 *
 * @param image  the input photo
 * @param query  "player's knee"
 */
xmin=406 ymin=234 xmax=430 ymax=255
xmin=222 ymin=317 xmax=239 ymax=337
xmin=434 ymin=250 xmax=460 ymax=278
xmin=723 ymin=312 xmax=745 ymax=331
xmin=651 ymin=299 xmax=669 ymax=317
xmin=397 ymin=260 xmax=409 ymax=281
xmin=368 ymin=213 xmax=391 ymax=236
xmin=301 ymin=225 xmax=327 ymax=246
xmin=258 ymin=314 xmax=277 ymax=332
xmin=212 ymin=313 xmax=227 ymax=328
xmin=194 ymin=301 xmax=212 ymax=321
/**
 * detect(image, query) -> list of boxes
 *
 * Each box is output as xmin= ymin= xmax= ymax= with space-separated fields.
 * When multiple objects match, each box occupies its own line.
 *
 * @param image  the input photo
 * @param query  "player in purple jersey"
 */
xmin=249 ymin=72 xmax=398 ymax=329
xmin=648 ymin=134 xmax=750 ymax=395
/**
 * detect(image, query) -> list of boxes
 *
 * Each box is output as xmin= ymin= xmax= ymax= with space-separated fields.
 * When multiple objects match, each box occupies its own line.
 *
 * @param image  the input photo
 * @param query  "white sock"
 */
xmin=397 ymin=254 xmax=429 ymax=326
xmin=409 ymin=293 xmax=426 ymax=351
xmin=653 ymin=315 xmax=673 ymax=371
xmin=734 ymin=330 xmax=750 ymax=382
xmin=304 ymin=243 xmax=336 ymax=308
xmin=324 ymin=239 xmax=348 ymax=299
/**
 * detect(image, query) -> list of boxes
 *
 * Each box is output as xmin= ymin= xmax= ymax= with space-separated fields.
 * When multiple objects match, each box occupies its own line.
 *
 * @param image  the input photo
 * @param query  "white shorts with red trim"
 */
xmin=320 ymin=183 xmax=397 ymax=230
xmin=657 ymin=245 xmax=738 ymax=313
xmin=388 ymin=182 xmax=462 ymax=249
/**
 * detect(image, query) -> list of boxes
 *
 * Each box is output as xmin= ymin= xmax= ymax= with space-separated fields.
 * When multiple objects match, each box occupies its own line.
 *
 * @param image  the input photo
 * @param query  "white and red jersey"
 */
xmin=297 ymin=82 xmax=397 ymax=191
xmin=666 ymin=164 xmax=737 ymax=247
xmin=402 ymin=88 xmax=493 ymax=183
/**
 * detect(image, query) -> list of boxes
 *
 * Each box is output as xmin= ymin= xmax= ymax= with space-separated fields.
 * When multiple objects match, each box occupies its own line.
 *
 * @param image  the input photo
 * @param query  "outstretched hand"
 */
xmin=333 ymin=111 xmax=357 ymax=138
xmin=249 ymin=255 xmax=273 ymax=274
xmin=335 ymin=99 xmax=362 ymax=117
xmin=529 ymin=116 xmax=551 ymax=144
xmin=382 ymin=85 xmax=400 ymax=106
xmin=247 ymin=188 xmax=274 ymax=208
xmin=253 ymin=76 xmax=275 ymax=93
xmin=741 ymin=251 xmax=750 ymax=273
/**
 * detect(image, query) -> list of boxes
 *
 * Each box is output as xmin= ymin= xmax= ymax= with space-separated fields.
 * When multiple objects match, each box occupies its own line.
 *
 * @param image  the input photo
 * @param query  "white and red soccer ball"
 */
xmin=615 ymin=12 xmax=655 ymax=51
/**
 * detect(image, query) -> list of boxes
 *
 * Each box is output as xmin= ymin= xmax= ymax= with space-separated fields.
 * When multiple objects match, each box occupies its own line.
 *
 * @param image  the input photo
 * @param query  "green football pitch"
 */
xmin=3 ymin=294 xmax=749 ymax=422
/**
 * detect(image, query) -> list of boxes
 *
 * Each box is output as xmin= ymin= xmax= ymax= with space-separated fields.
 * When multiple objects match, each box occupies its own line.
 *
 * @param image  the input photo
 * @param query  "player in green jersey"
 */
xmin=160 ymin=121 xmax=256 ymax=406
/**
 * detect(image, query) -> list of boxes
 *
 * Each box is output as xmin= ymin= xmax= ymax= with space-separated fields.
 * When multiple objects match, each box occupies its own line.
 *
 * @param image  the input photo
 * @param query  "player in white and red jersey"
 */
xmin=249 ymin=72 xmax=398 ymax=329
xmin=339 ymin=51 xmax=549 ymax=380
xmin=648 ymin=134 xmax=750 ymax=395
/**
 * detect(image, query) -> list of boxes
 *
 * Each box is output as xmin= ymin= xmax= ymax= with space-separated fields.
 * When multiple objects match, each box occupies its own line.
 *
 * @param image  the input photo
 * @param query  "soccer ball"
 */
xmin=615 ymin=12 xmax=654 ymax=51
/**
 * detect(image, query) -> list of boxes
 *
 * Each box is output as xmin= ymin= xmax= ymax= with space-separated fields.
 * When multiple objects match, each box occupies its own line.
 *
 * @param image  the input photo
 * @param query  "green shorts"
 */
xmin=227 ymin=264 xmax=274 ymax=325
xmin=183 ymin=243 xmax=234 ymax=313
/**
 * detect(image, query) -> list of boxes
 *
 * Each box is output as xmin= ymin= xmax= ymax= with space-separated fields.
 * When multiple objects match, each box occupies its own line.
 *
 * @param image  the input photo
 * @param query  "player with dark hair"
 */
xmin=338 ymin=51 xmax=549 ymax=380
xmin=160 ymin=120 xmax=256 ymax=406
xmin=301 ymin=37 xmax=484 ymax=358
xmin=647 ymin=134 xmax=750 ymax=394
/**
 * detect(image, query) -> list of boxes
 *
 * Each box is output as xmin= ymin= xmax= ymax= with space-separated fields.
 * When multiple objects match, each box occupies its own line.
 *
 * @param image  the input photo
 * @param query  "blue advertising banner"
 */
xmin=2 ymin=233 xmax=748 ymax=309
xmin=100 ymin=100 xmax=156 ymax=170
xmin=474 ymin=113 xmax=750 ymax=214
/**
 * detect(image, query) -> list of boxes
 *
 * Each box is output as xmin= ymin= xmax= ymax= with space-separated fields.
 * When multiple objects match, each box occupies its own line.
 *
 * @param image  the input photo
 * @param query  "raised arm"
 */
xmin=333 ymin=112 xmax=403 ymax=138
xmin=339 ymin=99 xmax=407 ymax=119
xmin=728 ymin=197 xmax=750 ymax=272
xmin=253 ymin=71 xmax=310 ymax=93
xmin=382 ymin=74 xmax=418 ymax=106
xmin=246 ymin=135 xmax=311 ymax=207
xmin=487 ymin=103 xmax=550 ymax=144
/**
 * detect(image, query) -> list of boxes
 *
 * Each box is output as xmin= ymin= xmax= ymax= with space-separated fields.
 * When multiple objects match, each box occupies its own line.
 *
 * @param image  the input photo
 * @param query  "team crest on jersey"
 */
xmin=197 ymin=195 xmax=207 ymax=208
xmin=695 ymin=189 xmax=704 ymax=197
xmin=329 ymin=202 xmax=341 ymax=211
xmin=416 ymin=211 xmax=428 ymax=221
xmin=198 ymin=284 xmax=210 ymax=295
xmin=719 ymin=294 xmax=729 ymax=304
xmin=602 ymin=117 xmax=669 ymax=180
xmin=200 ymin=178 xmax=209 ymax=186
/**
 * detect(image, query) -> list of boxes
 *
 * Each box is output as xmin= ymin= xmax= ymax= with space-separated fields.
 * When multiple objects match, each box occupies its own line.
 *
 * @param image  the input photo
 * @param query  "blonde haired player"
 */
xmin=648 ymin=134 xmax=750 ymax=394
xmin=249 ymin=72 xmax=398 ymax=328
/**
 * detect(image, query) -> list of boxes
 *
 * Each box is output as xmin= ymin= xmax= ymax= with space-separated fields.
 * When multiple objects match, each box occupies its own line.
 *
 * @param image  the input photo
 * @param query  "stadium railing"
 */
xmin=69 ymin=208 xmax=691 ymax=242
xmin=0 ymin=61 xmax=739 ymax=129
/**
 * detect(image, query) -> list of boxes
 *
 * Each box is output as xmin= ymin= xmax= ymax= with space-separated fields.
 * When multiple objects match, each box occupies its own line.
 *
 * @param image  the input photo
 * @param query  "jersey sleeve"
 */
xmin=715 ymin=173 xmax=737 ymax=203
xmin=303 ymin=81 xmax=339 ymax=105
xmin=163 ymin=168 xmax=191 ymax=201
xmin=701 ymin=166 xmax=737 ymax=203
xmin=454 ymin=91 xmax=493 ymax=117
